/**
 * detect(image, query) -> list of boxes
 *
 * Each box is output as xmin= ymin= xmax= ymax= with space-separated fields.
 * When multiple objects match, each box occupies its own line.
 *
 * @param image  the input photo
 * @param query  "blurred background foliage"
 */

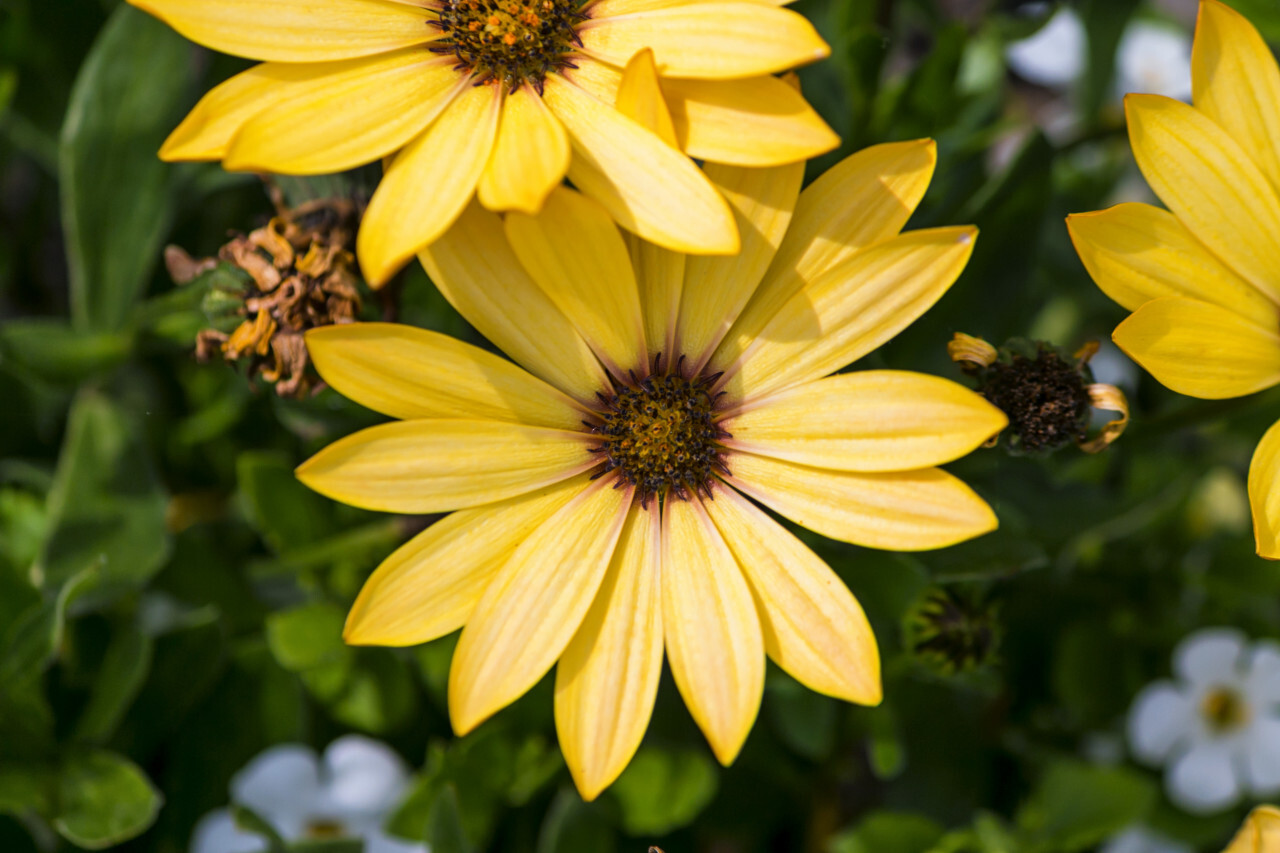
xmin=2 ymin=0 xmax=1278 ymax=851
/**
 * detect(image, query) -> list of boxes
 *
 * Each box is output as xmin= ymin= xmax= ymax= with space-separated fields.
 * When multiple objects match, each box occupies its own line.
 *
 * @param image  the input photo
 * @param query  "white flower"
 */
xmin=1004 ymin=8 xmax=1191 ymax=102
xmin=1005 ymin=6 xmax=1086 ymax=88
xmin=1115 ymin=22 xmax=1191 ymax=101
xmin=1127 ymin=628 xmax=1280 ymax=814
xmin=1099 ymin=826 xmax=1193 ymax=853
xmin=191 ymin=735 xmax=426 ymax=853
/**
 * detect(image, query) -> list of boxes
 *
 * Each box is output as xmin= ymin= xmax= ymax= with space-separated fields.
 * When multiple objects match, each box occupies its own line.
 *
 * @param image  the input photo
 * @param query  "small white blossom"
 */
xmin=1115 ymin=22 xmax=1191 ymax=100
xmin=191 ymin=735 xmax=426 ymax=853
xmin=1127 ymin=628 xmax=1280 ymax=814
xmin=1005 ymin=6 xmax=1086 ymax=89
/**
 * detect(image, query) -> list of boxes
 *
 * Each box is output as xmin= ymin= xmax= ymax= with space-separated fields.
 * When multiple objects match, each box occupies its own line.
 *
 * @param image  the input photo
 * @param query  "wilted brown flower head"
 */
xmin=170 ymin=197 xmax=364 ymax=398
xmin=949 ymin=333 xmax=1128 ymax=455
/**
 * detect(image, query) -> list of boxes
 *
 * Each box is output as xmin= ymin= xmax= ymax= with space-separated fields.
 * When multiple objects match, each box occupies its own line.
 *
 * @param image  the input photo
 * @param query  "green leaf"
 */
xmin=73 ymin=624 xmax=153 ymax=743
xmin=0 ymin=561 xmax=98 ymax=692
xmin=0 ymin=764 xmax=55 ymax=818
xmin=232 ymin=805 xmax=287 ymax=853
xmin=265 ymin=601 xmax=350 ymax=673
xmin=288 ymin=841 xmax=364 ymax=853
xmin=237 ymin=451 xmax=336 ymax=555
xmin=59 ymin=4 xmax=195 ymax=331
xmin=36 ymin=391 xmax=171 ymax=596
xmin=0 ymin=319 xmax=133 ymax=385
xmin=426 ymin=784 xmax=472 ymax=853
xmin=609 ymin=745 xmax=718 ymax=836
xmin=1017 ymin=760 xmax=1155 ymax=853
xmin=535 ymin=790 xmax=615 ymax=853
xmin=829 ymin=811 xmax=946 ymax=853
xmin=54 ymin=750 xmax=163 ymax=849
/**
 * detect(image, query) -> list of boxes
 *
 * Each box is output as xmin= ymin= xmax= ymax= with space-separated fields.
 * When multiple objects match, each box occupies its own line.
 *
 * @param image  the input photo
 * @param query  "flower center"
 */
xmin=1201 ymin=686 xmax=1250 ymax=733
xmin=303 ymin=819 xmax=348 ymax=839
xmin=429 ymin=0 xmax=586 ymax=92
xmin=590 ymin=358 xmax=730 ymax=506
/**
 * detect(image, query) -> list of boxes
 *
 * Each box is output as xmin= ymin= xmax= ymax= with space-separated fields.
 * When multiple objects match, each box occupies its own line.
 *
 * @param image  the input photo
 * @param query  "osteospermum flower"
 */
xmin=127 ymin=0 xmax=838 ymax=286
xmin=1127 ymin=628 xmax=1280 ymax=814
xmin=295 ymin=139 xmax=1006 ymax=799
xmin=1067 ymin=0 xmax=1280 ymax=558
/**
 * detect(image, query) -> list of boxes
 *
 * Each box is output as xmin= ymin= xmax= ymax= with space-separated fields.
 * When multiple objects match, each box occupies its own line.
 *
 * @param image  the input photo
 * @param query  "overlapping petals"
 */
xmin=303 ymin=140 xmax=1002 ymax=799
xmin=1068 ymin=0 xmax=1280 ymax=559
xmin=130 ymin=0 xmax=838 ymax=283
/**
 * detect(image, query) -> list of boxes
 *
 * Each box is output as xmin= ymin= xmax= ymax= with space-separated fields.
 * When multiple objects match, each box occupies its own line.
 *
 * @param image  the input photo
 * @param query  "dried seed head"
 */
xmin=951 ymin=334 xmax=1128 ymax=455
xmin=181 ymin=198 xmax=365 ymax=398
xmin=430 ymin=0 xmax=587 ymax=92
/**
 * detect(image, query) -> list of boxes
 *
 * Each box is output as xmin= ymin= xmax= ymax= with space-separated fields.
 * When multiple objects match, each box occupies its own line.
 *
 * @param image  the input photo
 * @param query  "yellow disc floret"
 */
xmin=589 ymin=356 xmax=730 ymax=506
xmin=430 ymin=0 xmax=587 ymax=92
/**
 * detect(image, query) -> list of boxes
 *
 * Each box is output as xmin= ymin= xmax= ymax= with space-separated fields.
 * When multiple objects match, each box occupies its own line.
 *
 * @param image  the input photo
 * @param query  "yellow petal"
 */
xmin=1224 ymin=805 xmax=1280 ymax=853
xmin=662 ymin=498 xmax=764 ymax=765
xmin=295 ymin=419 xmax=594 ymax=513
xmin=161 ymin=64 xmax=291 ymax=161
xmin=304 ymin=322 xmax=584 ymax=429
xmin=720 ymin=371 xmax=1007 ymax=472
xmin=1125 ymin=93 xmax=1280 ymax=304
xmin=555 ymin=505 xmax=663 ymax=801
xmin=222 ymin=52 xmax=463 ymax=175
xmin=706 ymin=485 xmax=879 ymax=704
xmin=615 ymin=48 xmax=677 ymax=147
xmin=719 ymin=226 xmax=977 ymax=402
xmin=663 ymin=75 xmax=838 ymax=166
xmin=477 ymin=86 xmax=570 ymax=215
xmin=562 ymin=56 xmax=623 ymax=104
xmin=448 ymin=477 xmax=633 ymax=733
xmin=1067 ymin=202 xmax=1275 ymax=318
xmin=725 ymin=451 xmax=998 ymax=550
xmin=126 ymin=0 xmax=435 ymax=62
xmin=678 ymin=160 xmax=802 ymax=368
xmin=1191 ymin=0 xmax=1280 ymax=194
xmin=716 ymin=139 xmax=937 ymax=362
xmin=505 ymin=187 xmax=647 ymax=376
xmin=1249 ymin=420 xmax=1280 ymax=561
xmin=358 ymin=84 xmax=501 ymax=287
xmin=579 ymin=3 xmax=828 ymax=79
xmin=344 ymin=477 xmax=587 ymax=646
xmin=631 ymin=235 xmax=686 ymax=358
xmin=418 ymin=201 xmax=611 ymax=403
xmin=1112 ymin=296 xmax=1280 ymax=399
xmin=544 ymin=73 xmax=739 ymax=255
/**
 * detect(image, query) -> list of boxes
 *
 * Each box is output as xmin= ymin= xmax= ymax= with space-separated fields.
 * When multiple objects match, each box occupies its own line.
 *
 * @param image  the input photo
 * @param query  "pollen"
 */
xmin=587 ymin=356 xmax=731 ymax=506
xmin=1201 ymin=686 xmax=1250 ymax=733
xmin=430 ymin=0 xmax=587 ymax=92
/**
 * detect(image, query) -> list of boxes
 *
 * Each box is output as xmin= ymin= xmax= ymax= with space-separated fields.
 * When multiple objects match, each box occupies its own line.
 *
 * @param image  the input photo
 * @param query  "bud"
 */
xmin=949 ymin=333 xmax=1128 ymax=455
xmin=903 ymin=587 xmax=1000 ymax=676
xmin=171 ymin=197 xmax=364 ymax=398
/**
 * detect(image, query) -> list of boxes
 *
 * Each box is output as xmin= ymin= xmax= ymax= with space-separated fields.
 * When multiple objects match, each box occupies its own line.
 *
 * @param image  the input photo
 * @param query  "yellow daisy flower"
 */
xmin=1067 ymin=0 xmax=1280 ymax=559
xmin=294 ymin=139 xmax=1004 ymax=798
xmin=127 ymin=0 xmax=839 ymax=286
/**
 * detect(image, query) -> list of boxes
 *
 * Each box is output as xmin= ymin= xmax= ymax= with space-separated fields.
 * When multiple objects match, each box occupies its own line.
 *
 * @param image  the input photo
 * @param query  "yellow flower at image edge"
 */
xmin=1225 ymin=806 xmax=1280 ymax=853
xmin=1067 ymin=0 xmax=1280 ymax=559
xmin=293 ymin=140 xmax=1005 ymax=799
xmin=127 ymin=0 xmax=839 ymax=284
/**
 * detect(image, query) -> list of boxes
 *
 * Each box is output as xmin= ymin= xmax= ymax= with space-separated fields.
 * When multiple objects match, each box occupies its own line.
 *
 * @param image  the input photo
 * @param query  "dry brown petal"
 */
xmin=223 ymin=311 xmax=276 ymax=359
xmin=1078 ymin=383 xmax=1129 ymax=453
xmin=164 ymin=245 xmax=218 ymax=284
xmin=948 ymin=332 xmax=998 ymax=369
